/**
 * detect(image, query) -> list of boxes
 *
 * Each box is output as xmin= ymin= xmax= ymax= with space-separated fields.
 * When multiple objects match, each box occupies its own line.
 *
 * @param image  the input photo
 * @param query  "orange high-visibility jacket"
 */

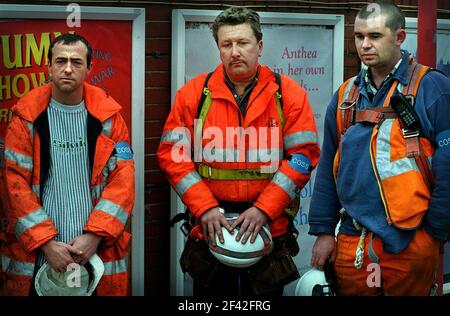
xmin=1 ymin=83 xmax=135 ymax=296
xmin=158 ymin=65 xmax=320 ymax=237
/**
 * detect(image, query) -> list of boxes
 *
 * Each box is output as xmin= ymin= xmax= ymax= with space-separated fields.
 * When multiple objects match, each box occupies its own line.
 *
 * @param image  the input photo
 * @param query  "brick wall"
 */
xmin=1 ymin=0 xmax=449 ymax=296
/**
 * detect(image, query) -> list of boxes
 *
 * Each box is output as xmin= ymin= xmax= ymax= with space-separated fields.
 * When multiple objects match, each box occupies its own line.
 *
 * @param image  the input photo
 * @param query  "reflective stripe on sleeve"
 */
xmin=161 ymin=129 xmax=191 ymax=145
xmin=1 ymin=255 xmax=34 ymax=277
xmin=14 ymin=208 xmax=50 ymax=238
xmin=104 ymin=257 xmax=128 ymax=275
xmin=283 ymin=131 xmax=318 ymax=150
xmin=175 ymin=172 xmax=202 ymax=197
xmin=271 ymin=171 xmax=298 ymax=200
xmin=4 ymin=149 xmax=33 ymax=171
xmin=95 ymin=198 xmax=129 ymax=225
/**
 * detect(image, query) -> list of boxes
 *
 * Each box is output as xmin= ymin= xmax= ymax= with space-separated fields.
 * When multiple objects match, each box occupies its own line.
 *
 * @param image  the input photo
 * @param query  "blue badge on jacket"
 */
xmin=115 ymin=141 xmax=133 ymax=159
xmin=437 ymin=130 xmax=450 ymax=153
xmin=288 ymin=154 xmax=312 ymax=174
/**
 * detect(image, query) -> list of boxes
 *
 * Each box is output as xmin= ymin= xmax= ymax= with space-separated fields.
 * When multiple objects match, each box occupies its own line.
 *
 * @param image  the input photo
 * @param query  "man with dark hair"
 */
xmin=48 ymin=33 xmax=93 ymax=66
xmin=309 ymin=1 xmax=450 ymax=295
xmin=1 ymin=33 xmax=135 ymax=296
xmin=159 ymin=7 xmax=320 ymax=296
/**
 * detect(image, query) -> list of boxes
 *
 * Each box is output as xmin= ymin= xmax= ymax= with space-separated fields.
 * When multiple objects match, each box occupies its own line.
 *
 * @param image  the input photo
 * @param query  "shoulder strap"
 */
xmin=336 ymin=76 xmax=359 ymax=139
xmin=196 ymin=71 xmax=214 ymax=119
xmin=398 ymin=60 xmax=434 ymax=191
xmin=399 ymin=60 xmax=430 ymax=98
xmin=273 ymin=72 xmax=285 ymax=128
xmin=194 ymin=72 xmax=214 ymax=159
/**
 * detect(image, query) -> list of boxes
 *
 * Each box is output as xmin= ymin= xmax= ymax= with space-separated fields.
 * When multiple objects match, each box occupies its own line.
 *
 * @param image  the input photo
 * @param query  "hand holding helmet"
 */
xmin=208 ymin=210 xmax=273 ymax=268
xmin=230 ymin=206 xmax=269 ymax=244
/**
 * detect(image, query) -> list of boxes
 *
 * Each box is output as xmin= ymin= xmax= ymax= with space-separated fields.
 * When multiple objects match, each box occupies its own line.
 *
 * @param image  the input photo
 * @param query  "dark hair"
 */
xmin=48 ymin=33 xmax=93 ymax=66
xmin=211 ymin=7 xmax=263 ymax=43
xmin=357 ymin=0 xmax=405 ymax=32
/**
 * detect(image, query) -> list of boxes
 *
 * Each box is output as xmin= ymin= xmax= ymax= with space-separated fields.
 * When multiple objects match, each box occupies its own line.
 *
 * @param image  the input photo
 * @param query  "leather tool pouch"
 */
xmin=179 ymin=238 xmax=218 ymax=288
xmin=247 ymin=239 xmax=300 ymax=295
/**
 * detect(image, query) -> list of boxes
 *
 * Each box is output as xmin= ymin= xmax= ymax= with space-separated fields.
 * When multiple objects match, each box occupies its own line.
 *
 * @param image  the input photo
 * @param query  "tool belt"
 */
xmin=179 ymin=233 xmax=300 ymax=294
xmin=247 ymin=234 xmax=300 ymax=295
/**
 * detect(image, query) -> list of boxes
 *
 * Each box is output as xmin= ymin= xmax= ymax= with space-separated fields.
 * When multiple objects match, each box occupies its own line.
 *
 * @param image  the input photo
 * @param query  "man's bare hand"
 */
xmin=311 ymin=234 xmax=337 ymax=270
xmin=200 ymin=207 xmax=233 ymax=247
xmin=230 ymin=206 xmax=269 ymax=245
xmin=68 ymin=233 xmax=102 ymax=265
xmin=41 ymin=240 xmax=81 ymax=273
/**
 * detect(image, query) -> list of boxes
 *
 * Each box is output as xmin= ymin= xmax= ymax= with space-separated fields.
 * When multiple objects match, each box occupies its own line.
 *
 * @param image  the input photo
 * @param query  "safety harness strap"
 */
xmin=354 ymin=107 xmax=397 ymax=124
xmin=274 ymin=72 xmax=285 ymax=128
xmin=338 ymin=59 xmax=433 ymax=190
xmin=197 ymin=164 xmax=274 ymax=180
xmin=195 ymin=71 xmax=283 ymax=181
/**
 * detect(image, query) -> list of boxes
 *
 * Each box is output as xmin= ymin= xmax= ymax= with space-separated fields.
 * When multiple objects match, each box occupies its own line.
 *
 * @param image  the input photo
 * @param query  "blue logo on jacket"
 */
xmin=288 ymin=154 xmax=311 ymax=174
xmin=115 ymin=141 xmax=133 ymax=159
xmin=437 ymin=130 xmax=450 ymax=153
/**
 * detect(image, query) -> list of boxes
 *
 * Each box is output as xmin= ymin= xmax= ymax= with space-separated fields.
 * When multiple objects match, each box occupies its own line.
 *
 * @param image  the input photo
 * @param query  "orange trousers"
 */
xmin=334 ymin=228 xmax=440 ymax=296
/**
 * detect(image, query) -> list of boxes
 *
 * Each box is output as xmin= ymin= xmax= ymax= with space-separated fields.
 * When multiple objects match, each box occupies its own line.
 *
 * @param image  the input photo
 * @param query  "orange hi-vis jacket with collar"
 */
xmin=158 ymin=65 xmax=320 ymax=238
xmin=1 ymin=83 xmax=135 ymax=296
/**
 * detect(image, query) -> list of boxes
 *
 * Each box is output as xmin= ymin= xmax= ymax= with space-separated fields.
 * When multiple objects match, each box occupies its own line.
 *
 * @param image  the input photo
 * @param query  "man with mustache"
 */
xmin=309 ymin=1 xmax=450 ymax=295
xmin=158 ymin=7 xmax=320 ymax=296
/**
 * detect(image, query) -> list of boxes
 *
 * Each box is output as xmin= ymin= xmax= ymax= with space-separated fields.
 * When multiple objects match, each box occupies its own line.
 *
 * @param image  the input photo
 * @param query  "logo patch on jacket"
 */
xmin=288 ymin=154 xmax=312 ymax=174
xmin=115 ymin=142 xmax=133 ymax=159
xmin=437 ymin=130 xmax=450 ymax=153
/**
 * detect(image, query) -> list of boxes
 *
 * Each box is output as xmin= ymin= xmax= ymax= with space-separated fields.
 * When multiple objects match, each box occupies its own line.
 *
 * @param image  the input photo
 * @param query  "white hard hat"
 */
xmin=34 ymin=254 xmax=104 ymax=296
xmin=208 ymin=213 xmax=273 ymax=268
xmin=295 ymin=268 xmax=335 ymax=296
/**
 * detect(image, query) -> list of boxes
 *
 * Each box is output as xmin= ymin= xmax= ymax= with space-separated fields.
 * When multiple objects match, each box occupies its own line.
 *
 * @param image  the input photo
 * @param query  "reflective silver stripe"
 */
xmin=175 ymin=172 xmax=202 ymax=196
xmin=202 ymin=148 xmax=283 ymax=163
xmin=283 ymin=131 xmax=318 ymax=150
xmin=14 ymin=208 xmax=50 ymax=238
xmin=102 ymin=118 xmax=113 ymax=137
xmin=1 ymin=255 xmax=34 ymax=277
xmin=161 ymin=129 xmax=190 ymax=145
xmin=343 ymin=76 xmax=357 ymax=101
xmin=91 ymin=182 xmax=107 ymax=200
xmin=246 ymin=148 xmax=283 ymax=163
xmin=103 ymin=257 xmax=128 ymax=275
xmin=203 ymin=148 xmax=239 ymax=163
xmin=376 ymin=119 xmax=419 ymax=180
xmin=4 ymin=149 xmax=33 ymax=171
xmin=31 ymin=184 xmax=40 ymax=198
xmin=271 ymin=171 xmax=297 ymax=199
xmin=95 ymin=198 xmax=129 ymax=225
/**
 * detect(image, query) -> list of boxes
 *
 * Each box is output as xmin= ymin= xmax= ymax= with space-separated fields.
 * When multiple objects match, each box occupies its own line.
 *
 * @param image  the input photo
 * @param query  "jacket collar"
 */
xmin=208 ymin=64 xmax=276 ymax=102
xmin=354 ymin=50 xmax=413 ymax=90
xmin=13 ymin=82 xmax=122 ymax=123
